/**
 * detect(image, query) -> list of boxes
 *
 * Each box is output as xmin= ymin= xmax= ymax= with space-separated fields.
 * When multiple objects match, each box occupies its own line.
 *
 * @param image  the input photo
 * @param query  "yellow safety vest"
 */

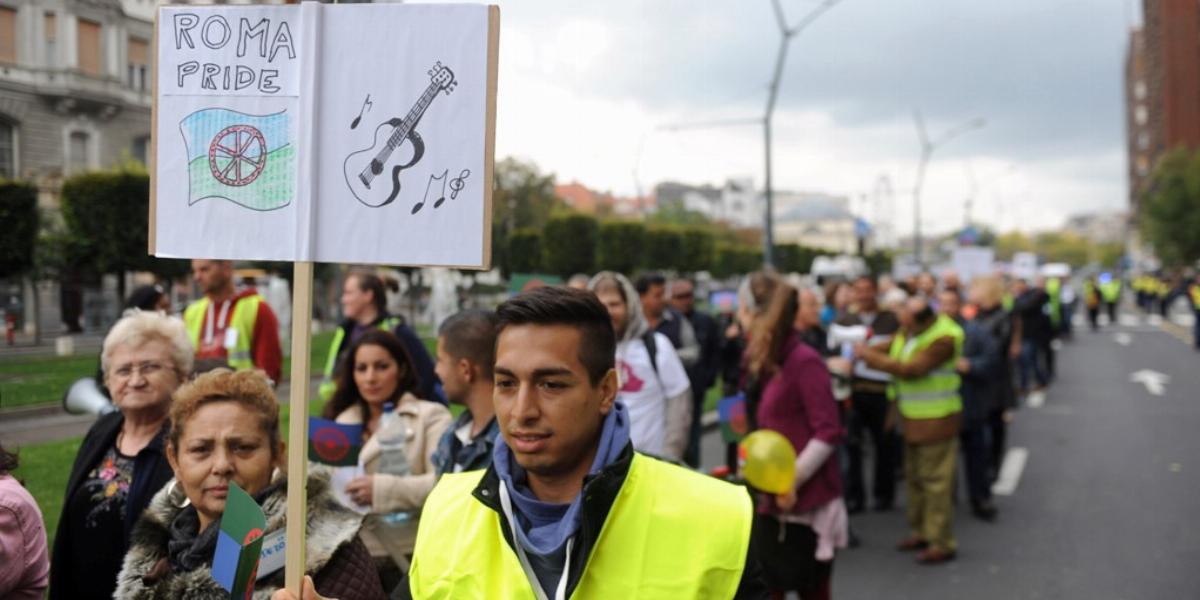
xmin=1190 ymin=284 xmax=1200 ymax=310
xmin=888 ymin=315 xmax=964 ymax=420
xmin=409 ymin=453 xmax=752 ymax=600
xmin=183 ymin=295 xmax=262 ymax=371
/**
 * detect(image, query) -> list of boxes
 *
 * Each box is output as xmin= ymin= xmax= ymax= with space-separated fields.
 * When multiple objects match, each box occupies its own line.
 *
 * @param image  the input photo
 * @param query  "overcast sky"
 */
xmin=435 ymin=0 xmax=1135 ymax=236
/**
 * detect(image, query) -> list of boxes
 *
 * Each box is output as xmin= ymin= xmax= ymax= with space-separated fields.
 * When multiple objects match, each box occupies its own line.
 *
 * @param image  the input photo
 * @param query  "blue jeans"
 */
xmin=1018 ymin=339 xmax=1047 ymax=390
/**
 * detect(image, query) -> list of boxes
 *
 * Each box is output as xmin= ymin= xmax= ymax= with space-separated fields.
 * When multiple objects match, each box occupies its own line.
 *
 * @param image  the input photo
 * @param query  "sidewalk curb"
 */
xmin=0 ymin=403 xmax=66 ymax=422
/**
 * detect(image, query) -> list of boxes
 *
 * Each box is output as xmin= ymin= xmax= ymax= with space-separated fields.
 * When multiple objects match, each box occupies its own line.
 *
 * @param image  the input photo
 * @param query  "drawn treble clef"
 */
xmin=449 ymin=169 xmax=471 ymax=200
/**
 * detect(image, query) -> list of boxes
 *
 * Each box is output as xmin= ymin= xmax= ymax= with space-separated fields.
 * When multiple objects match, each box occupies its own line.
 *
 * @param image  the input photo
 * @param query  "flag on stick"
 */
xmin=211 ymin=481 xmax=267 ymax=599
xmin=308 ymin=416 xmax=363 ymax=466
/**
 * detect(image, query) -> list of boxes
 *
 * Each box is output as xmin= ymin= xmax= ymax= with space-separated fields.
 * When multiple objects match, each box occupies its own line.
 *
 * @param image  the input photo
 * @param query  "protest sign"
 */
xmin=151 ymin=3 xmax=500 ymax=593
xmin=153 ymin=3 xmax=497 ymax=269
xmin=212 ymin=481 xmax=267 ymax=598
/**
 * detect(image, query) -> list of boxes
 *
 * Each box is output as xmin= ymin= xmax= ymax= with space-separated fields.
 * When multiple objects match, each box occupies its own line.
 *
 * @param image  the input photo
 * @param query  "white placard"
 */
xmin=951 ymin=247 xmax=996 ymax=285
xmin=152 ymin=3 xmax=496 ymax=268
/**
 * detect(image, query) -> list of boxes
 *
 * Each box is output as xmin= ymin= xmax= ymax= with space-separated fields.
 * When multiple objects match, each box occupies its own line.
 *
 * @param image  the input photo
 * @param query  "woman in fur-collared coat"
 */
xmin=113 ymin=370 xmax=385 ymax=600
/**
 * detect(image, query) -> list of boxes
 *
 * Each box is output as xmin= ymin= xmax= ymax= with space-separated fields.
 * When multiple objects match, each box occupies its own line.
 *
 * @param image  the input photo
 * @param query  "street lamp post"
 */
xmin=911 ymin=110 xmax=985 ymax=266
xmin=762 ymin=0 xmax=843 ymax=268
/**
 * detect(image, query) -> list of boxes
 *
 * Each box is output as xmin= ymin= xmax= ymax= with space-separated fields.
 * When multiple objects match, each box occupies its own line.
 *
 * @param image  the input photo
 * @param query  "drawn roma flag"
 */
xmin=179 ymin=108 xmax=294 ymax=211
xmin=211 ymin=481 xmax=267 ymax=598
xmin=308 ymin=416 xmax=363 ymax=467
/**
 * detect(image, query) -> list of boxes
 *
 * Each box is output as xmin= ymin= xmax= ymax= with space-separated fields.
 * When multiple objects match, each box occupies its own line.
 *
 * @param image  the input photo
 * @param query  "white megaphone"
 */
xmin=62 ymin=377 xmax=117 ymax=416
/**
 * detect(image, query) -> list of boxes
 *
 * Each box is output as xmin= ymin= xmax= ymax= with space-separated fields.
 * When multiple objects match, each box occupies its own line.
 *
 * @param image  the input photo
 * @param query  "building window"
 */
xmin=1134 ymin=80 xmax=1147 ymax=100
xmin=77 ymin=18 xmax=102 ymax=76
xmin=68 ymin=131 xmax=91 ymax=174
xmin=1134 ymin=105 xmax=1148 ymax=126
xmin=1135 ymin=155 xmax=1150 ymax=177
xmin=128 ymin=37 xmax=148 ymax=91
xmin=132 ymin=135 xmax=149 ymax=166
xmin=0 ymin=7 xmax=17 ymax=65
xmin=0 ymin=122 xmax=15 ymax=179
xmin=45 ymin=12 xmax=56 ymax=67
xmin=1137 ymin=131 xmax=1150 ymax=150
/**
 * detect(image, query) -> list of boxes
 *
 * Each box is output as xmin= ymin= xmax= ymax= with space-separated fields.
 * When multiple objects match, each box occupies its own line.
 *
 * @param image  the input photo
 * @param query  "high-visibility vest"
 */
xmin=888 ymin=315 xmax=964 ymax=420
xmin=1046 ymin=277 xmax=1062 ymax=327
xmin=1084 ymin=280 xmax=1100 ymax=307
xmin=183 ymin=295 xmax=261 ymax=371
xmin=1100 ymin=280 xmax=1121 ymax=303
xmin=409 ymin=453 xmax=752 ymax=600
xmin=1190 ymin=284 xmax=1200 ymax=310
xmin=317 ymin=316 xmax=404 ymax=401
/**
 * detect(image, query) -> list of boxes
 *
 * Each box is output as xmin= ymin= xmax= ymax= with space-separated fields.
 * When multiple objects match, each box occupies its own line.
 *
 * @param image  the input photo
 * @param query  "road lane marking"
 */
xmin=992 ymin=447 xmax=1029 ymax=496
xmin=1119 ymin=314 xmax=1140 ymax=327
xmin=1026 ymin=390 xmax=1046 ymax=408
xmin=1114 ymin=332 xmax=1132 ymax=346
xmin=1130 ymin=369 xmax=1170 ymax=396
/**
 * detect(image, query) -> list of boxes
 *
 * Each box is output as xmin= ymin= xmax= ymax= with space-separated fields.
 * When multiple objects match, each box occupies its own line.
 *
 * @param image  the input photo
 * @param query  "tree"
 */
xmin=491 ymin=157 xmax=564 ymax=275
xmin=646 ymin=204 xmax=712 ymax=227
xmin=59 ymin=169 xmax=188 ymax=300
xmin=711 ymin=243 xmax=762 ymax=279
xmin=596 ymin=221 xmax=644 ymax=274
xmin=507 ymin=229 xmax=543 ymax=273
xmin=677 ymin=227 xmax=715 ymax=274
xmin=0 ymin=181 xmax=38 ymax=280
xmin=642 ymin=226 xmax=682 ymax=271
xmin=864 ymin=249 xmax=893 ymax=276
xmin=994 ymin=231 xmax=1034 ymax=261
xmin=542 ymin=213 xmax=597 ymax=277
xmin=1140 ymin=147 xmax=1200 ymax=266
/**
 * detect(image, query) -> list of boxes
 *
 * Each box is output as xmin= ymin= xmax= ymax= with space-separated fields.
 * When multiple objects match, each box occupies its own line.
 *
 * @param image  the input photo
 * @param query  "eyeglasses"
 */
xmin=110 ymin=361 xmax=169 ymax=381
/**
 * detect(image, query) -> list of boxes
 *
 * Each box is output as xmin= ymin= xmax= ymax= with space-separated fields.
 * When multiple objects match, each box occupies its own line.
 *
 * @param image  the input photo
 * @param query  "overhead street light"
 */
xmin=911 ymin=111 xmax=985 ymax=266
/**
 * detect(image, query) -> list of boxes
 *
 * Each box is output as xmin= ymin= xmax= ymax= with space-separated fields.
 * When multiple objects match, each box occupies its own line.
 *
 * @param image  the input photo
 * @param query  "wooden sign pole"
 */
xmin=285 ymin=260 xmax=314 ymax=594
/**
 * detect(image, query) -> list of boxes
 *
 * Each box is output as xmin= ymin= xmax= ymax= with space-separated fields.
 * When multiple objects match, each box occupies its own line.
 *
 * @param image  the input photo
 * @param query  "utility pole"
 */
xmin=911 ymin=110 xmax=985 ymax=266
xmin=763 ymin=0 xmax=844 ymax=268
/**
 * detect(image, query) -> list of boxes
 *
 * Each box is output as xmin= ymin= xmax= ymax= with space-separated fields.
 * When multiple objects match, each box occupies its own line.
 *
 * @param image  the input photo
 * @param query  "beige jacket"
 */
xmin=335 ymin=392 xmax=452 ymax=561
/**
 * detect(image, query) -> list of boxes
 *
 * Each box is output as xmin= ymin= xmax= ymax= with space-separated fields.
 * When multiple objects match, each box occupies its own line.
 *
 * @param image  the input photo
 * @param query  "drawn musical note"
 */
xmin=349 ymin=94 xmax=373 ymax=130
xmin=414 ymin=169 xmax=448 ymax=214
xmin=449 ymin=169 xmax=471 ymax=200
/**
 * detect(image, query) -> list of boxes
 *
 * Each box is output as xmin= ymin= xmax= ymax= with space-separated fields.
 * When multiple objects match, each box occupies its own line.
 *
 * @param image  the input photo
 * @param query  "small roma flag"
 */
xmin=211 ymin=481 xmax=266 ymax=599
xmin=308 ymin=416 xmax=363 ymax=467
xmin=718 ymin=393 xmax=749 ymax=444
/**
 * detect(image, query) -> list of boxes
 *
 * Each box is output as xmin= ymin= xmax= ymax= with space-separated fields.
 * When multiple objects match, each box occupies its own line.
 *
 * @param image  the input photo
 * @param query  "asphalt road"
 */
xmin=701 ymin=310 xmax=1200 ymax=599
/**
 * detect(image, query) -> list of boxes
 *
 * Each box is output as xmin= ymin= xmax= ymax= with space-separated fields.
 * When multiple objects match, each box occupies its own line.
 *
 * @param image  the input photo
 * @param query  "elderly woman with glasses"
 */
xmin=115 ymin=370 xmax=384 ymax=599
xmin=50 ymin=311 xmax=192 ymax=600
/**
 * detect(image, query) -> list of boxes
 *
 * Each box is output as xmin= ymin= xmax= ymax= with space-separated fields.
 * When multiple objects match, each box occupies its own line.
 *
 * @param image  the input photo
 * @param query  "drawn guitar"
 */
xmin=343 ymin=63 xmax=457 ymax=208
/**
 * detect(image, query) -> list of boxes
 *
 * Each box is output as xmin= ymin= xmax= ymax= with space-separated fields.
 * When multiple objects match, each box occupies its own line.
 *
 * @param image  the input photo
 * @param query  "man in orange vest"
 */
xmin=184 ymin=260 xmax=282 ymax=383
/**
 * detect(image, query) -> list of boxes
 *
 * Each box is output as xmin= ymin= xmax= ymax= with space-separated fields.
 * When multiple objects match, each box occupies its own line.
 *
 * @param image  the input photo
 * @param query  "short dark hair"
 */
xmin=634 ymin=273 xmax=666 ymax=295
xmin=438 ymin=309 xmax=500 ymax=380
xmin=853 ymin=275 xmax=876 ymax=289
xmin=495 ymin=287 xmax=615 ymax=386
xmin=0 ymin=441 xmax=17 ymax=475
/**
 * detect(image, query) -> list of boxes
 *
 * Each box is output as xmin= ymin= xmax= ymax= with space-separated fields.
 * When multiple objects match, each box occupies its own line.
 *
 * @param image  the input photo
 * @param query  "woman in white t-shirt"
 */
xmin=588 ymin=272 xmax=692 ymax=460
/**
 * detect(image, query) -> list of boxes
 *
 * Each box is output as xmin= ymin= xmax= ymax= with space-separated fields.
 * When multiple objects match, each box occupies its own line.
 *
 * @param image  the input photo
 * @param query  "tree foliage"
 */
xmin=507 ymin=229 xmax=543 ymax=274
xmin=596 ymin=220 xmax=644 ymax=274
xmin=491 ymin=158 xmax=563 ymax=276
xmin=678 ymin=227 xmax=716 ymax=274
xmin=0 ymin=181 xmax=38 ymax=279
xmin=642 ymin=226 xmax=682 ymax=272
xmin=59 ymin=169 xmax=188 ymax=295
xmin=542 ymin=214 xmax=597 ymax=277
xmin=1140 ymin=147 xmax=1200 ymax=266
xmin=712 ymin=243 xmax=762 ymax=279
